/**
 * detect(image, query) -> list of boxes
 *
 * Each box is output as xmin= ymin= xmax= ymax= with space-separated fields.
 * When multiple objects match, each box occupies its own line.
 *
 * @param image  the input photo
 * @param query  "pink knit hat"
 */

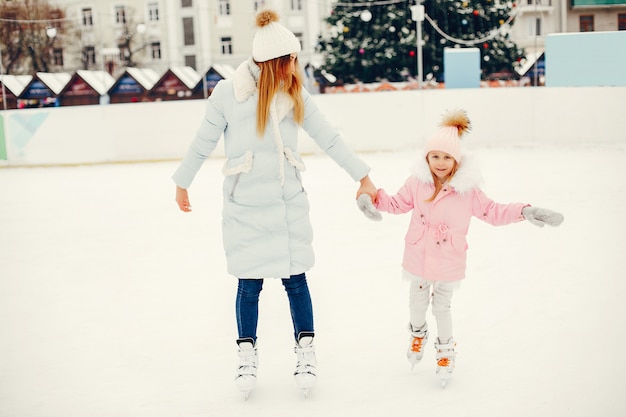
xmin=424 ymin=109 xmax=471 ymax=163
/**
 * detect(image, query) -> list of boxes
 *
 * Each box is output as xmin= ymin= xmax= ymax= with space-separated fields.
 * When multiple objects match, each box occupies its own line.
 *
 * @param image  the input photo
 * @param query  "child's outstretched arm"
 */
xmin=374 ymin=176 xmax=417 ymax=214
xmin=522 ymin=206 xmax=564 ymax=227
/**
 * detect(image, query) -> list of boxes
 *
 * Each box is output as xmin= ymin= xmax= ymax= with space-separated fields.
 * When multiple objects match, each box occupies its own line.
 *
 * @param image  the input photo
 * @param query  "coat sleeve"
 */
xmin=171 ymin=81 xmax=229 ymax=189
xmin=375 ymin=176 xmax=416 ymax=214
xmin=300 ymin=90 xmax=370 ymax=182
xmin=471 ymin=189 xmax=527 ymax=226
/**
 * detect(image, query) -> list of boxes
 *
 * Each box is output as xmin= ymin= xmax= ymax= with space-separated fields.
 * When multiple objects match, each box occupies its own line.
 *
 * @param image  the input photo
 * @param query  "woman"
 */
xmin=172 ymin=10 xmax=376 ymax=398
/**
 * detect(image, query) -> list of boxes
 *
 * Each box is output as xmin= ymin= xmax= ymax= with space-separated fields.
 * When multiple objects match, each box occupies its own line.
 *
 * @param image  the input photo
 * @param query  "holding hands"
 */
xmin=356 ymin=176 xmax=382 ymax=221
xmin=357 ymin=194 xmax=382 ymax=221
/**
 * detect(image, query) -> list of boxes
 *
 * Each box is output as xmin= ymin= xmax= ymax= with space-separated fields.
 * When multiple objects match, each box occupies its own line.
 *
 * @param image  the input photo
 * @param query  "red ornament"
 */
xmin=483 ymin=42 xmax=489 ymax=49
xmin=473 ymin=10 xmax=479 ymax=16
xmin=409 ymin=50 xmax=416 ymax=57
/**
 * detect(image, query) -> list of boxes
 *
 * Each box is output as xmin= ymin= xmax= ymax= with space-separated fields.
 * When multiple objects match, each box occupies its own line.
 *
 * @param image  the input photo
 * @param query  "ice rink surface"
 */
xmin=1 ymin=144 xmax=625 ymax=417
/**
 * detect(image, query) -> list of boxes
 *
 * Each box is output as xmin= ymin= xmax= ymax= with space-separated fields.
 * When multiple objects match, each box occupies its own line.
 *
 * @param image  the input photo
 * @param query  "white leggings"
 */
xmin=409 ymin=279 xmax=456 ymax=342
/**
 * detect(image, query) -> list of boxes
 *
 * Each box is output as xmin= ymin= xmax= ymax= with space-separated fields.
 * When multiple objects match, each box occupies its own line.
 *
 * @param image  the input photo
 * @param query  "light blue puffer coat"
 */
xmin=172 ymin=59 xmax=370 ymax=278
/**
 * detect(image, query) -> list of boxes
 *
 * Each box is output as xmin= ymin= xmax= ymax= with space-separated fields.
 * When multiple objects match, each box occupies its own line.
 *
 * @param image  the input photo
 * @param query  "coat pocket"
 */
xmin=284 ymin=147 xmax=306 ymax=171
xmin=222 ymin=151 xmax=254 ymax=176
xmin=405 ymin=223 xmax=426 ymax=244
xmin=222 ymin=151 xmax=253 ymax=202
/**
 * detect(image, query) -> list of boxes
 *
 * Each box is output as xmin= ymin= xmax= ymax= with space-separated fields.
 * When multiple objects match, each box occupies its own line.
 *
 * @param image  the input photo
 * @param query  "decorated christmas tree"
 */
xmin=317 ymin=0 xmax=524 ymax=84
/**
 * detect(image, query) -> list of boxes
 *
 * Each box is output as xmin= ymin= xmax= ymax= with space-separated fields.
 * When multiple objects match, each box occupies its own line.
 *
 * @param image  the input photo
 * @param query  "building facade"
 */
xmin=12 ymin=0 xmax=626 ymax=79
xmin=43 ymin=0 xmax=328 ymax=77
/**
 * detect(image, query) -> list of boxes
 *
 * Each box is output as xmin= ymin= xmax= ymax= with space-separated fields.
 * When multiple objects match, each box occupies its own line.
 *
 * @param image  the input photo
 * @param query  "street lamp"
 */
xmin=410 ymin=3 xmax=425 ymax=89
xmin=46 ymin=27 xmax=58 ymax=39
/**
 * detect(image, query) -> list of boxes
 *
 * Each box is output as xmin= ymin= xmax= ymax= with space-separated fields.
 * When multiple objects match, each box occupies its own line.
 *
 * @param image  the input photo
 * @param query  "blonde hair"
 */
xmin=255 ymin=54 xmax=305 ymax=136
xmin=425 ymin=156 xmax=459 ymax=202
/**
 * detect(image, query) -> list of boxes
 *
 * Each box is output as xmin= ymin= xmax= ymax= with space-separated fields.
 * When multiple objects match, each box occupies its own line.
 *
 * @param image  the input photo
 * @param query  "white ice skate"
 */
xmin=235 ymin=338 xmax=258 ymax=400
xmin=407 ymin=322 xmax=429 ymax=368
xmin=434 ymin=338 xmax=456 ymax=388
xmin=294 ymin=331 xmax=317 ymax=398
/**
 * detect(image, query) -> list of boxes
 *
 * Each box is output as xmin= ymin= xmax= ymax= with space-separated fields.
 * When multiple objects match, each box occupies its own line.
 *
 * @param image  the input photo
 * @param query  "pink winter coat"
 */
xmin=375 ymin=155 xmax=527 ymax=282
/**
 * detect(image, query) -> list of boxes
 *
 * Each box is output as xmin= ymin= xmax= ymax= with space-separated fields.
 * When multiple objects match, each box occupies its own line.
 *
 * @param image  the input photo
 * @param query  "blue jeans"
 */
xmin=236 ymin=273 xmax=314 ymax=343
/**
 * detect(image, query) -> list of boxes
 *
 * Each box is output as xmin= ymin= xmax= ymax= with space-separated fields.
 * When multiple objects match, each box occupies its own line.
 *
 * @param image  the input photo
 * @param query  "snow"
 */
xmin=1 ymin=97 xmax=625 ymax=417
xmin=35 ymin=72 xmax=72 ymax=95
xmin=125 ymin=68 xmax=160 ymax=90
xmin=0 ymin=75 xmax=33 ymax=96
xmin=170 ymin=66 xmax=202 ymax=89
xmin=76 ymin=70 xmax=116 ymax=96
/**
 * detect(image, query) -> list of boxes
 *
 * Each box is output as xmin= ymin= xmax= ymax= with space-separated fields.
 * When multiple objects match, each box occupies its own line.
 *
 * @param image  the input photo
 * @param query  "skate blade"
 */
xmin=242 ymin=390 xmax=251 ymax=400
xmin=438 ymin=373 xmax=451 ymax=388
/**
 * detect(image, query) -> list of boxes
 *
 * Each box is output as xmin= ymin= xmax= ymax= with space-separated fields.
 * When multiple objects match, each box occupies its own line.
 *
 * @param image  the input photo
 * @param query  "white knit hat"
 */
xmin=252 ymin=10 xmax=301 ymax=62
xmin=424 ymin=109 xmax=471 ymax=163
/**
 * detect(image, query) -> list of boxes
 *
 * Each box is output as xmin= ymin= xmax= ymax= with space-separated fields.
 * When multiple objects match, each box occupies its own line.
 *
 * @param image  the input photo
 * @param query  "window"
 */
xmin=580 ymin=15 xmax=594 ymax=32
xmin=294 ymin=32 xmax=303 ymax=48
xmin=82 ymin=46 xmax=96 ymax=66
xmin=535 ymin=18 xmax=541 ymax=36
xmin=218 ymin=0 xmax=231 ymax=16
xmin=185 ymin=55 xmax=196 ymax=69
xmin=290 ymin=0 xmax=303 ymax=11
xmin=254 ymin=0 xmax=265 ymax=10
xmin=221 ymin=37 xmax=233 ymax=55
xmin=118 ymin=45 xmax=130 ymax=62
xmin=115 ymin=5 xmax=127 ymax=25
xmin=528 ymin=17 xmax=542 ymax=36
xmin=183 ymin=17 xmax=195 ymax=45
xmin=181 ymin=0 xmax=192 ymax=7
xmin=150 ymin=42 xmax=162 ymax=60
xmin=619 ymin=14 xmax=626 ymax=30
xmin=52 ymin=48 xmax=64 ymax=66
xmin=81 ymin=8 xmax=93 ymax=27
xmin=148 ymin=2 xmax=160 ymax=21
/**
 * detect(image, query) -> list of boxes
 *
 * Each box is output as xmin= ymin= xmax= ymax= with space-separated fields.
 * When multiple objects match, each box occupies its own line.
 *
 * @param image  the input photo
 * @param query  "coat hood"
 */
xmin=232 ymin=58 xmax=293 ymax=122
xmin=412 ymin=152 xmax=483 ymax=195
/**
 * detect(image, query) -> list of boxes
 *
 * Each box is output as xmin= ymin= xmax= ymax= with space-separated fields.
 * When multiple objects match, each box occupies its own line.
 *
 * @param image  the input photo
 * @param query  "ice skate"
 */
xmin=407 ymin=322 xmax=429 ymax=369
xmin=434 ymin=338 xmax=456 ymax=388
xmin=294 ymin=331 xmax=316 ymax=397
xmin=235 ymin=337 xmax=258 ymax=400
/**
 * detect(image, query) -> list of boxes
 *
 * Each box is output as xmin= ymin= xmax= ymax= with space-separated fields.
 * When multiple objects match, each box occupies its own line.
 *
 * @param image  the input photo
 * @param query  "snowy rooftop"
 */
xmin=124 ymin=67 xmax=160 ymax=90
xmin=0 ymin=74 xmax=33 ymax=95
xmin=36 ymin=72 xmax=72 ymax=94
xmin=169 ymin=66 xmax=202 ymax=89
xmin=75 ymin=70 xmax=116 ymax=95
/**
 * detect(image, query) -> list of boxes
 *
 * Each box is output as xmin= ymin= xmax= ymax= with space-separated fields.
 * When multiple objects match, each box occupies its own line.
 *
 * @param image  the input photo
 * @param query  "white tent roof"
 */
xmin=125 ymin=68 xmax=160 ymax=90
xmin=75 ymin=70 xmax=116 ymax=95
xmin=210 ymin=64 xmax=236 ymax=79
xmin=169 ymin=66 xmax=201 ymax=89
xmin=36 ymin=72 xmax=72 ymax=94
xmin=0 ymin=75 xmax=33 ymax=95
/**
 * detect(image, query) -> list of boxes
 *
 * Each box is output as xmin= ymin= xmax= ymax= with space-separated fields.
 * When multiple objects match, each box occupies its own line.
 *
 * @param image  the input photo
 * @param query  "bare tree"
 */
xmin=0 ymin=0 xmax=69 ymax=74
xmin=116 ymin=9 xmax=148 ymax=68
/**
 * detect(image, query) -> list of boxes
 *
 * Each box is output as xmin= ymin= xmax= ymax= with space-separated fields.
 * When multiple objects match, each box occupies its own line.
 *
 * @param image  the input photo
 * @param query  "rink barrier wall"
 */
xmin=0 ymin=86 xmax=623 ymax=167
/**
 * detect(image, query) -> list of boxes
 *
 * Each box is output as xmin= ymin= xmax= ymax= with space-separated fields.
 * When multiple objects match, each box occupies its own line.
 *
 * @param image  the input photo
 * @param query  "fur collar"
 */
xmin=232 ymin=58 xmax=293 ymax=122
xmin=412 ymin=152 xmax=483 ymax=195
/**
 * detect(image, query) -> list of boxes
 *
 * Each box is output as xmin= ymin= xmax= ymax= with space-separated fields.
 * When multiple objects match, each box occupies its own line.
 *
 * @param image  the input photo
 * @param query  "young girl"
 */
xmin=172 ymin=10 xmax=376 ymax=399
xmin=360 ymin=109 xmax=563 ymax=386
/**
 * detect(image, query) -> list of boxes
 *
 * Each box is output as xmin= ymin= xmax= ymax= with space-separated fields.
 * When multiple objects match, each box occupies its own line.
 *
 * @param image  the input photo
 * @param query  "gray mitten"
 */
xmin=522 ymin=206 xmax=564 ymax=228
xmin=357 ymin=194 xmax=382 ymax=221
